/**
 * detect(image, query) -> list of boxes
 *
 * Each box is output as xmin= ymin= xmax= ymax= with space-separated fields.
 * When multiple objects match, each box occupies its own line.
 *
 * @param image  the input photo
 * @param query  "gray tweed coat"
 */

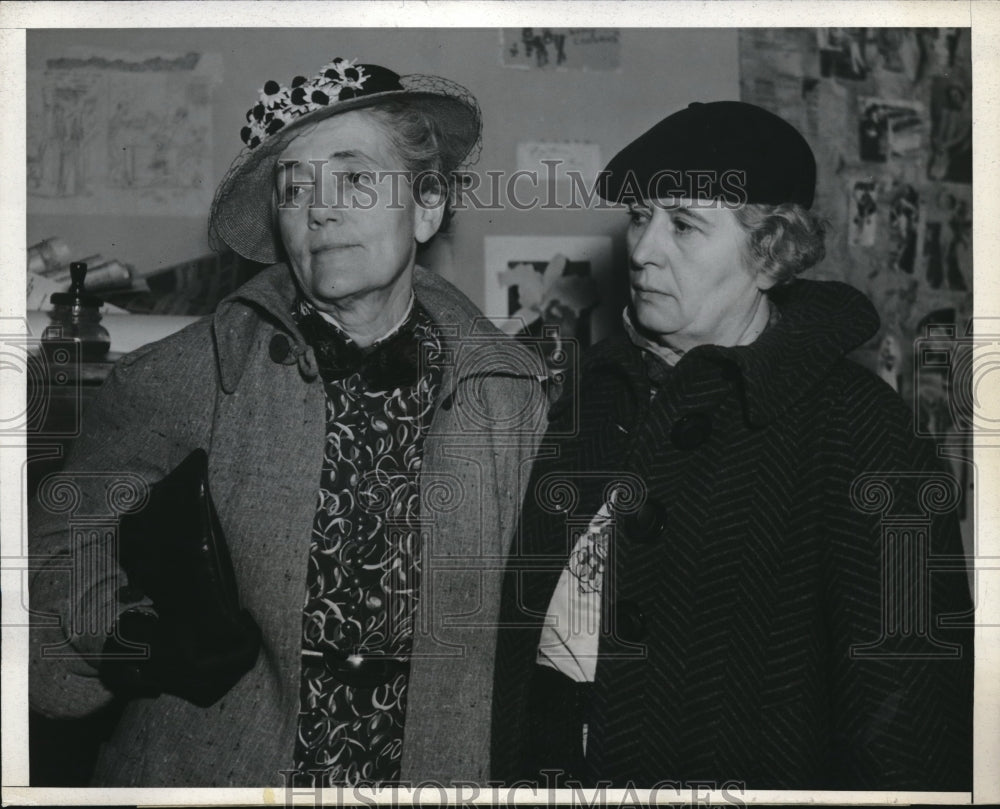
xmin=29 ymin=264 xmax=547 ymax=786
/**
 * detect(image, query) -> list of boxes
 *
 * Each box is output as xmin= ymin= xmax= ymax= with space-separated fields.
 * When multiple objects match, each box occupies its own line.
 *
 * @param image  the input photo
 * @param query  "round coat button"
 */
xmin=269 ymin=333 xmax=291 ymax=363
xmin=671 ymin=411 xmax=712 ymax=450
xmin=613 ymin=599 xmax=646 ymax=643
xmin=624 ymin=497 xmax=668 ymax=543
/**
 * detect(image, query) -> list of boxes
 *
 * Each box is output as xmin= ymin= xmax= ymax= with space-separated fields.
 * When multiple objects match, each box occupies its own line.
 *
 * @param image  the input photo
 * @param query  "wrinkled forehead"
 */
xmin=276 ymin=108 xmax=396 ymax=167
xmin=630 ymin=196 xmax=746 ymax=220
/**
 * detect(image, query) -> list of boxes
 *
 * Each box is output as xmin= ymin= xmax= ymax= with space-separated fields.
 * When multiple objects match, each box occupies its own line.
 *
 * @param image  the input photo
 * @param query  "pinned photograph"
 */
xmin=858 ymin=97 xmax=925 ymax=163
xmin=923 ymin=221 xmax=946 ymax=289
xmin=484 ymin=236 xmax=609 ymax=379
xmin=847 ymin=179 xmax=878 ymax=247
xmin=928 ymin=78 xmax=972 ymax=183
xmin=925 ymin=188 xmax=972 ymax=292
xmin=868 ymin=29 xmax=920 ymax=77
xmin=887 ymin=182 xmax=922 ymax=274
xmin=486 ymin=238 xmax=604 ymax=334
xmin=875 ymin=331 xmax=904 ymax=393
xmin=816 ymin=28 xmax=868 ymax=80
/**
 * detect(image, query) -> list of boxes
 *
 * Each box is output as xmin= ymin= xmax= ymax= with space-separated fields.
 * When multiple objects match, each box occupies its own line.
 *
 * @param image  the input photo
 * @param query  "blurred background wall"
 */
xmin=26 ymin=28 xmax=739 ymax=320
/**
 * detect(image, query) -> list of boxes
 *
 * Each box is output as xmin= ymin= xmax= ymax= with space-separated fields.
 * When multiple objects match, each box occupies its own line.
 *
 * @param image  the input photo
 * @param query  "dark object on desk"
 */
xmin=102 ymin=248 xmax=267 ymax=316
xmin=41 ymin=261 xmax=111 ymax=362
xmin=99 ymin=449 xmax=261 ymax=707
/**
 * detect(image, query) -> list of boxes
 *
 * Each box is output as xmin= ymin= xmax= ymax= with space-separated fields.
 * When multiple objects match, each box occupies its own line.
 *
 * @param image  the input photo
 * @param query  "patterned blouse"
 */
xmin=290 ymin=297 xmax=444 ymax=787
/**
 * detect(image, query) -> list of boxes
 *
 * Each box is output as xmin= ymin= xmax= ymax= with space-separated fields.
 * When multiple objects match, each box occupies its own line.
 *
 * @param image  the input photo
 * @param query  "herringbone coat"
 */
xmin=492 ymin=279 xmax=972 ymax=791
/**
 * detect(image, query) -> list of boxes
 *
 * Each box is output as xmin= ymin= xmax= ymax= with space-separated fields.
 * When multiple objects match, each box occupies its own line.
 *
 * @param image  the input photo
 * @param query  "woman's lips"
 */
xmin=311 ymin=243 xmax=358 ymax=254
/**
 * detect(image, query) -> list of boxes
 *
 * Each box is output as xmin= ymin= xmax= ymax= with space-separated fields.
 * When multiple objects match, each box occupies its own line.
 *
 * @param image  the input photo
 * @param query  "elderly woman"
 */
xmin=30 ymin=57 xmax=546 ymax=787
xmin=492 ymin=101 xmax=972 ymax=790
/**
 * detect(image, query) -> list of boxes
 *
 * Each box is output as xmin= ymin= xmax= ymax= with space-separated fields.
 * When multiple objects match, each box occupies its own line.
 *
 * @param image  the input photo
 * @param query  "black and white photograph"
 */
xmin=928 ymin=77 xmax=973 ymax=184
xmin=2 ymin=4 xmax=998 ymax=808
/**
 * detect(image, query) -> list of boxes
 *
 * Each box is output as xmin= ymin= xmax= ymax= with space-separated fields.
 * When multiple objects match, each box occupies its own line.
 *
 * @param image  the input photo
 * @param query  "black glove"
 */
xmin=100 ymin=606 xmax=261 ymax=707
xmin=97 ymin=449 xmax=262 ymax=707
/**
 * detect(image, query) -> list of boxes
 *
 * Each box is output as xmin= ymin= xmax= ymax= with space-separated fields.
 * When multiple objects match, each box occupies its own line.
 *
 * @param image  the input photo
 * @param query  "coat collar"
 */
xmin=582 ymin=279 xmax=880 ymax=428
xmin=212 ymin=263 xmax=524 ymax=394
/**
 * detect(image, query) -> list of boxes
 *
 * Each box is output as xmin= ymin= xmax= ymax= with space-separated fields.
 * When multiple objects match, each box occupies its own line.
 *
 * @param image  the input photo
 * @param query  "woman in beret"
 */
xmin=492 ymin=101 xmax=972 ymax=790
xmin=30 ymin=57 xmax=546 ymax=787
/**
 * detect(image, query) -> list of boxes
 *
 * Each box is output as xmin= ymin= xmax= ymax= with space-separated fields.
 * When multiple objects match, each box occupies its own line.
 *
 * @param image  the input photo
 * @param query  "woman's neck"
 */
xmin=315 ymin=283 xmax=415 ymax=348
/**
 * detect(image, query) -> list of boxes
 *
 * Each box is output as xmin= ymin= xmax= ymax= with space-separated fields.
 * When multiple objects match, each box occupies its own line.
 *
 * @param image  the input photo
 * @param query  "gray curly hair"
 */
xmin=733 ymin=203 xmax=827 ymax=286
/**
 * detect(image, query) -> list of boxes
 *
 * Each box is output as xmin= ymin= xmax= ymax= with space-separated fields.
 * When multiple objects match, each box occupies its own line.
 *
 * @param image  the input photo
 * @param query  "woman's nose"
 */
xmin=630 ymin=219 xmax=665 ymax=270
xmin=308 ymin=190 xmax=343 ymax=228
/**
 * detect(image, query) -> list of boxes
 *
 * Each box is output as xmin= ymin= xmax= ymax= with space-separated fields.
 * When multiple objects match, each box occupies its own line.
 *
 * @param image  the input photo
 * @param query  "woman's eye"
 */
xmin=282 ymin=183 xmax=309 ymax=202
xmin=672 ymin=217 xmax=694 ymax=234
xmin=628 ymin=209 xmax=649 ymax=226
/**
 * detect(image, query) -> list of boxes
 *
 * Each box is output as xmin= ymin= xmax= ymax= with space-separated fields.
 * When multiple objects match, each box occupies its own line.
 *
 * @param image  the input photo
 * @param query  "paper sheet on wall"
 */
xmin=515 ymin=141 xmax=602 ymax=186
xmin=27 ymin=48 xmax=221 ymax=217
xmin=501 ymin=29 xmax=620 ymax=71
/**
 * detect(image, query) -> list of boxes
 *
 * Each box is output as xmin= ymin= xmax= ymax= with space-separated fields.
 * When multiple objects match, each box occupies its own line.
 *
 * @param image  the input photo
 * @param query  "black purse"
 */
xmin=99 ymin=449 xmax=261 ymax=707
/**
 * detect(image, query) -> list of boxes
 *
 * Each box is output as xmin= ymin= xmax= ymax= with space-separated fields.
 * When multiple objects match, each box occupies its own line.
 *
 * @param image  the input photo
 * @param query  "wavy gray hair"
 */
xmin=733 ymin=203 xmax=827 ymax=286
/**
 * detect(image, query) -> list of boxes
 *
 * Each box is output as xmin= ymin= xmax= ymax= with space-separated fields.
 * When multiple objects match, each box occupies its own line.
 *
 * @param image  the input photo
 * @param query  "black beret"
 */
xmin=597 ymin=101 xmax=816 ymax=209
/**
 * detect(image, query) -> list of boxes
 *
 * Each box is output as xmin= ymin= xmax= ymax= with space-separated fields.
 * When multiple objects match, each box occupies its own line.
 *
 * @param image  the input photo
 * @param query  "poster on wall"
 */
xmin=500 ymin=28 xmax=620 ymax=71
xmin=484 ymin=235 xmax=610 ymax=377
xmin=27 ymin=48 xmax=220 ymax=216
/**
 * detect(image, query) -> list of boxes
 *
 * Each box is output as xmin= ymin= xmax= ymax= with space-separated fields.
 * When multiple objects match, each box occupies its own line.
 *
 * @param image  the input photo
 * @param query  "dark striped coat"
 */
xmin=492 ymin=279 xmax=972 ymax=791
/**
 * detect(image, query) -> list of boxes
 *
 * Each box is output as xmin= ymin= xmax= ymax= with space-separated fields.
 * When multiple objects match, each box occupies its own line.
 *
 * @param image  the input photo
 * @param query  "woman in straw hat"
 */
xmin=30 ymin=57 xmax=547 ymax=787
xmin=492 ymin=101 xmax=972 ymax=790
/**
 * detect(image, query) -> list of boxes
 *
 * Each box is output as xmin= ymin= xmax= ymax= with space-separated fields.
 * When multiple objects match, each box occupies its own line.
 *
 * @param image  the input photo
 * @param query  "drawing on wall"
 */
xmin=27 ymin=49 xmax=220 ymax=216
xmin=928 ymin=78 xmax=972 ymax=183
xmin=857 ymin=97 xmax=925 ymax=163
xmin=484 ymin=236 xmax=609 ymax=377
xmin=501 ymin=29 xmax=620 ymax=71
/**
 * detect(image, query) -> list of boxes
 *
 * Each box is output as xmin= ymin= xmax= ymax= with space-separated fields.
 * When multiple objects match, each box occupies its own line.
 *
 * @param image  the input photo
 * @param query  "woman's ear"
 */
xmin=414 ymin=187 xmax=446 ymax=244
xmin=755 ymin=266 xmax=779 ymax=292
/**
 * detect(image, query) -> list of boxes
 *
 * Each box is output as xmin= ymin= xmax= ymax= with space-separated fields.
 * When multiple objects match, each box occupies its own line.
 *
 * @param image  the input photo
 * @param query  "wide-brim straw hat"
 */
xmin=209 ymin=58 xmax=482 ymax=264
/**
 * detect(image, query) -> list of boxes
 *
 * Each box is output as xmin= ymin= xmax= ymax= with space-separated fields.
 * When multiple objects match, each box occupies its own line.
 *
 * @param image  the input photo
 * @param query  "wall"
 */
xmin=26 ymin=28 xmax=740 ymax=315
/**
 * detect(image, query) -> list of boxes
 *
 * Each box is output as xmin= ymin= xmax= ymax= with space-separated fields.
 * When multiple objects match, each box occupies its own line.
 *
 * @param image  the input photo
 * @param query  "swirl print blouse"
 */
xmin=290 ymin=298 xmax=444 ymax=786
